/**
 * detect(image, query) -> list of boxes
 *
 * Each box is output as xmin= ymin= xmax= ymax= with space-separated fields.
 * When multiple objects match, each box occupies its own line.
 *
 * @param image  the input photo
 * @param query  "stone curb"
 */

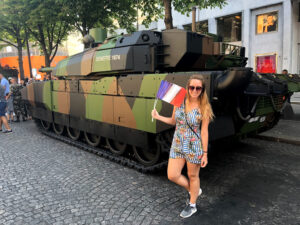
xmin=255 ymin=134 xmax=300 ymax=146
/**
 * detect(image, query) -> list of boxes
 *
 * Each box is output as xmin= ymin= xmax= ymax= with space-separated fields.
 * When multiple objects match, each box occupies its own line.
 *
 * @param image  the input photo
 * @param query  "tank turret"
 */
xmin=52 ymin=29 xmax=246 ymax=78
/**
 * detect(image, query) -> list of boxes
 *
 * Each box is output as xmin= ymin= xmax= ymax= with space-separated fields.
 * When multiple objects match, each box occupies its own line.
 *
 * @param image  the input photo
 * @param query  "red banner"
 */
xmin=256 ymin=55 xmax=276 ymax=73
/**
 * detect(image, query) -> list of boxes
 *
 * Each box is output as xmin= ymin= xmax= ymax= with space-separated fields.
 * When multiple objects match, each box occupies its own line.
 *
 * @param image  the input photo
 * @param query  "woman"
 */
xmin=152 ymin=75 xmax=214 ymax=218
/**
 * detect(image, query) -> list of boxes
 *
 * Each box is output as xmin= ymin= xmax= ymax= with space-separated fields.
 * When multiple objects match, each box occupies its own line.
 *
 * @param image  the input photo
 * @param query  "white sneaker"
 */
xmin=180 ymin=204 xmax=197 ymax=218
xmin=186 ymin=188 xmax=202 ymax=205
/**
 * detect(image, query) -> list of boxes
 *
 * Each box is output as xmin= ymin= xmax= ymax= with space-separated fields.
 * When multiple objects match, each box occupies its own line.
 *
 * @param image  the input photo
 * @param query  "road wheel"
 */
xmin=40 ymin=120 xmax=51 ymax=131
xmin=132 ymin=144 xmax=161 ymax=166
xmin=84 ymin=132 xmax=101 ymax=147
xmin=106 ymin=138 xmax=127 ymax=155
xmin=52 ymin=123 xmax=65 ymax=135
xmin=67 ymin=127 xmax=81 ymax=140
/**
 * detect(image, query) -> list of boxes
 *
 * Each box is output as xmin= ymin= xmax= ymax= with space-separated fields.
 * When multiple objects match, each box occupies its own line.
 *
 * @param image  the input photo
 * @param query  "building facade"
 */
xmin=149 ymin=0 xmax=300 ymax=74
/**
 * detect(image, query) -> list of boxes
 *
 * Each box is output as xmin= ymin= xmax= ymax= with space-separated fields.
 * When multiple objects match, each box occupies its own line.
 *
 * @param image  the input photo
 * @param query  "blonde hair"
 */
xmin=185 ymin=74 xmax=214 ymax=122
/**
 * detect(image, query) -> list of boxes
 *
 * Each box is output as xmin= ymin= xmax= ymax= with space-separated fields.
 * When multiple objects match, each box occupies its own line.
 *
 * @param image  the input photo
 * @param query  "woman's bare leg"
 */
xmin=1 ymin=116 xmax=11 ymax=130
xmin=167 ymin=158 xmax=189 ymax=191
xmin=187 ymin=162 xmax=201 ymax=204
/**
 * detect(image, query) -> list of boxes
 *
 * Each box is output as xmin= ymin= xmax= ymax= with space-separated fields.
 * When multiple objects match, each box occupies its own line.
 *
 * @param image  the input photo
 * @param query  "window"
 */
xmin=183 ymin=21 xmax=208 ymax=34
xmin=256 ymin=11 xmax=278 ymax=34
xmin=256 ymin=54 xmax=277 ymax=73
xmin=217 ymin=13 xmax=242 ymax=42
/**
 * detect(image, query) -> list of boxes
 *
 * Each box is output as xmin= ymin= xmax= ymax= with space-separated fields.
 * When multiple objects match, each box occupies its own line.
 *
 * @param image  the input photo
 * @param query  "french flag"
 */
xmin=156 ymin=80 xmax=186 ymax=107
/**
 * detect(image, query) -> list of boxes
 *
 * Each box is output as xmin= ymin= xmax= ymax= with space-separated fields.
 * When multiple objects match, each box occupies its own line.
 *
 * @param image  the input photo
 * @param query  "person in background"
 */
xmin=20 ymin=79 xmax=26 ymax=87
xmin=11 ymin=78 xmax=27 ymax=122
xmin=282 ymin=69 xmax=291 ymax=103
xmin=6 ymin=78 xmax=14 ymax=123
xmin=0 ymin=73 xmax=10 ymax=96
xmin=0 ymin=73 xmax=12 ymax=131
xmin=0 ymin=84 xmax=12 ymax=133
xmin=24 ymin=78 xmax=28 ymax=86
xmin=282 ymin=69 xmax=288 ymax=75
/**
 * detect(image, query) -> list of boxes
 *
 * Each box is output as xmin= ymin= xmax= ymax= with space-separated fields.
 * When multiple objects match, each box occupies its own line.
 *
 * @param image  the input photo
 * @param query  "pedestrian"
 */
xmin=151 ymin=75 xmax=214 ymax=218
xmin=0 ymin=73 xmax=12 ymax=132
xmin=20 ymin=79 xmax=26 ymax=87
xmin=6 ymin=78 xmax=14 ymax=123
xmin=0 ymin=73 xmax=10 ymax=96
xmin=0 ymin=84 xmax=12 ymax=133
xmin=10 ymin=78 xmax=27 ymax=122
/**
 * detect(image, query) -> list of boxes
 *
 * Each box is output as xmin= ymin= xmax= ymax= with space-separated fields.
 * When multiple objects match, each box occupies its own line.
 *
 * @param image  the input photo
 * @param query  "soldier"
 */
xmin=6 ymin=78 xmax=14 ymax=123
xmin=10 ymin=78 xmax=27 ymax=122
xmin=282 ymin=69 xmax=288 ymax=75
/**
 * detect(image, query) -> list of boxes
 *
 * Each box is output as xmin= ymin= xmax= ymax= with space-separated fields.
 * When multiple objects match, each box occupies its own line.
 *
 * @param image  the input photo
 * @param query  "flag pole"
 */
xmin=152 ymin=98 xmax=158 ymax=122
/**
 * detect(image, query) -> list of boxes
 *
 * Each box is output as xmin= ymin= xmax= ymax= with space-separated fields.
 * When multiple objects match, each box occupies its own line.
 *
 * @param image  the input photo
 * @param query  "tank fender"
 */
xmin=214 ymin=67 xmax=253 ymax=95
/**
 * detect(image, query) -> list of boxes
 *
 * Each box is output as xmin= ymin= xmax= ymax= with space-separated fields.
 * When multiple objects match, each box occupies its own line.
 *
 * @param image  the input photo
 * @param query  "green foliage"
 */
xmin=0 ymin=0 xmax=28 ymax=78
xmin=0 ymin=0 xmax=26 ymax=47
xmin=24 ymin=0 xmax=72 ymax=66
xmin=61 ymin=0 xmax=137 ymax=36
xmin=138 ymin=0 xmax=227 ymax=28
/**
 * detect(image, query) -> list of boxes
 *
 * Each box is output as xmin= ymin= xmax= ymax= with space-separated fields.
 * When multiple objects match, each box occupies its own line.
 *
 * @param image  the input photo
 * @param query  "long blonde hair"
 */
xmin=185 ymin=75 xmax=214 ymax=122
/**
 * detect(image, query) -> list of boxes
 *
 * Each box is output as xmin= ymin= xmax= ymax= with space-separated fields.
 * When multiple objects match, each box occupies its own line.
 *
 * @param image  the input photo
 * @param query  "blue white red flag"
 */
xmin=156 ymin=80 xmax=186 ymax=107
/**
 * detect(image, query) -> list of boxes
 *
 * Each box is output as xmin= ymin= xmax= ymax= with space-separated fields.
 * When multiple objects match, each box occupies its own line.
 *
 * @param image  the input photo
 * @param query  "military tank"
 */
xmin=21 ymin=29 xmax=290 ymax=172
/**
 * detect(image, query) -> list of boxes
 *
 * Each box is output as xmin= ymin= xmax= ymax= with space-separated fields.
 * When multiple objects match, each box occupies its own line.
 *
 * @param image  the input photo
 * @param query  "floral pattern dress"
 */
xmin=169 ymin=103 xmax=203 ymax=164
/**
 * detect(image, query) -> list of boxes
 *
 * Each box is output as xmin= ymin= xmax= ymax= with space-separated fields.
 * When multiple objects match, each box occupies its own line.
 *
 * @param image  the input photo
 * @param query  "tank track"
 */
xmin=35 ymin=120 xmax=168 ymax=173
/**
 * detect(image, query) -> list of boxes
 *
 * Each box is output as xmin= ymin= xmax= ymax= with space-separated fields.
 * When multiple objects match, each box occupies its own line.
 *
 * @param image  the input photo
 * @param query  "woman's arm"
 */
xmin=151 ymin=106 xmax=176 ymax=126
xmin=200 ymin=117 xmax=209 ymax=167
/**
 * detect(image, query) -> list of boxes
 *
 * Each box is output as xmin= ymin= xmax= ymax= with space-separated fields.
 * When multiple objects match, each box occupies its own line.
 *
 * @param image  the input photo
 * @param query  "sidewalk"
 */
xmin=256 ymin=118 xmax=300 ymax=145
xmin=291 ymin=92 xmax=300 ymax=104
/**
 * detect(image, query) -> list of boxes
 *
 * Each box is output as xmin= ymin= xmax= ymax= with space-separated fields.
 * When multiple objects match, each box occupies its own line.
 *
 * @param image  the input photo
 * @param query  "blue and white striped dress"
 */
xmin=169 ymin=103 xmax=203 ymax=164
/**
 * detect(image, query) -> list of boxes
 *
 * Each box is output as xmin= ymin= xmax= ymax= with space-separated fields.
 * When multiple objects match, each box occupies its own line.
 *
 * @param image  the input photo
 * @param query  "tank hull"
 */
xmin=21 ymin=68 xmax=290 ymax=169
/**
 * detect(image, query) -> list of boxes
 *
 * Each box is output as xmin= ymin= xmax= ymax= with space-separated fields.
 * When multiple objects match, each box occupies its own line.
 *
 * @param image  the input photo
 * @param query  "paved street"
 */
xmin=0 ymin=121 xmax=299 ymax=225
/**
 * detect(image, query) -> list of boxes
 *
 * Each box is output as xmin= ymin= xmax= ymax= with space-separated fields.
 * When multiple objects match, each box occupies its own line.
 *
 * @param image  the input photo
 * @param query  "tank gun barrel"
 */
xmin=39 ymin=67 xmax=54 ymax=73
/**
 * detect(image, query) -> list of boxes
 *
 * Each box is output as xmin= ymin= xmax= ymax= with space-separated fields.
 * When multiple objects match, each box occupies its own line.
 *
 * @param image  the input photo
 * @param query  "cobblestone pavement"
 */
xmin=0 ymin=121 xmax=299 ymax=225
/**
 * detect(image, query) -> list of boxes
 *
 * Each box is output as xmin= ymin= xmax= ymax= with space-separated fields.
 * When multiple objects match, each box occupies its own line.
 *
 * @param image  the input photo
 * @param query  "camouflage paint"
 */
xmin=131 ymin=74 xmax=167 ymax=132
xmin=84 ymin=77 xmax=117 ymax=122
xmin=92 ymin=49 xmax=112 ymax=72
xmin=52 ymin=91 xmax=70 ymax=114
xmin=85 ymin=94 xmax=104 ymax=122
xmin=52 ymin=80 xmax=65 ymax=92
xmin=54 ymin=58 xmax=69 ymax=76
xmin=275 ymin=74 xmax=300 ymax=92
xmin=42 ymin=81 xmax=52 ymax=110
xmin=92 ymin=37 xmax=118 ymax=73
xmin=238 ymin=120 xmax=264 ymax=135
xmin=27 ymin=83 xmax=35 ymax=107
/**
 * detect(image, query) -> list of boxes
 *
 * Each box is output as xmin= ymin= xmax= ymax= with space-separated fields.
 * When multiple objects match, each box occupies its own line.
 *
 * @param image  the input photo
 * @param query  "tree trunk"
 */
xmin=163 ymin=0 xmax=173 ymax=29
xmin=37 ymin=24 xmax=51 ymax=68
xmin=44 ymin=51 xmax=51 ymax=68
xmin=25 ymin=30 xmax=33 ymax=78
xmin=16 ymin=38 xmax=25 ymax=80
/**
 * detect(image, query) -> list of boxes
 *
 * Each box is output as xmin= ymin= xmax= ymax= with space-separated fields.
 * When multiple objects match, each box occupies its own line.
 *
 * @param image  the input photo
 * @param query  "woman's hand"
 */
xmin=201 ymin=154 xmax=208 ymax=168
xmin=151 ymin=108 xmax=160 ymax=120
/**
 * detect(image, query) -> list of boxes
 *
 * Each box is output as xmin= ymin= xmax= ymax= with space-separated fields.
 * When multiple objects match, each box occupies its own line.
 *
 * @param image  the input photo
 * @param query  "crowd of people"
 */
xmin=0 ymin=73 xmax=30 ymax=134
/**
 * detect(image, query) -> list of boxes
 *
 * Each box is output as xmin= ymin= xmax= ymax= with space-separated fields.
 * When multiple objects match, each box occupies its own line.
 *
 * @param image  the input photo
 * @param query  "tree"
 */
xmin=137 ymin=0 xmax=227 ymax=29
xmin=25 ymin=0 xmax=71 ymax=68
xmin=62 ymin=0 xmax=137 ymax=42
xmin=0 ymin=0 xmax=27 ymax=79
